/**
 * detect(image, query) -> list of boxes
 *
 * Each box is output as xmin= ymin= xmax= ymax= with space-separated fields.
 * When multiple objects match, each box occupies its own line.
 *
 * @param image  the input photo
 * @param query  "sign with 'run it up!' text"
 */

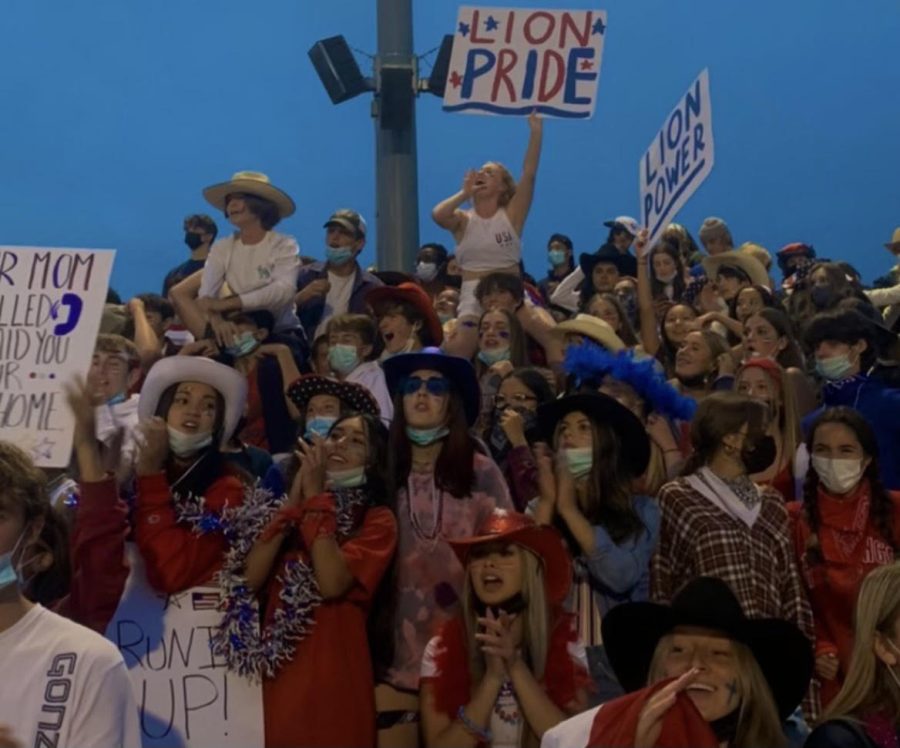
xmin=640 ymin=69 xmax=715 ymax=248
xmin=443 ymin=7 xmax=607 ymax=118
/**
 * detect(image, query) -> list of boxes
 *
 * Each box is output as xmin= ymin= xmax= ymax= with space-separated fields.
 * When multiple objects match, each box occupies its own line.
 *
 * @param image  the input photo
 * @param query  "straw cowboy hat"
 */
xmin=702 ymin=250 xmax=769 ymax=288
xmin=885 ymin=227 xmax=900 ymax=250
xmin=447 ymin=510 xmax=572 ymax=604
xmin=203 ymin=171 xmax=296 ymax=218
xmin=553 ymin=314 xmax=625 ymax=353
xmin=138 ymin=356 xmax=248 ymax=448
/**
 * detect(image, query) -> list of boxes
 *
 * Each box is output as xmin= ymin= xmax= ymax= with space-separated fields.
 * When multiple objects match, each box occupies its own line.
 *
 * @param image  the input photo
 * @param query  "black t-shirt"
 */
xmin=162 ymin=257 xmax=205 ymax=295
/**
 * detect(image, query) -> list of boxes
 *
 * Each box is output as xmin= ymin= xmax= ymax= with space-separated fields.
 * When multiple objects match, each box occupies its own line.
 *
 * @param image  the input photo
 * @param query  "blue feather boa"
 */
xmin=564 ymin=342 xmax=697 ymax=422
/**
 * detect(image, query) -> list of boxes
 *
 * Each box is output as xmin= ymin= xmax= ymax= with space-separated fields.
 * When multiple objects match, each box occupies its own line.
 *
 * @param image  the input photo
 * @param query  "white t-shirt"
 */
xmin=0 ymin=604 xmax=141 ymax=748
xmin=314 ymin=270 xmax=355 ymax=339
xmin=540 ymin=704 xmax=601 ymax=748
xmin=345 ymin=360 xmax=394 ymax=424
xmin=198 ymin=231 xmax=301 ymax=332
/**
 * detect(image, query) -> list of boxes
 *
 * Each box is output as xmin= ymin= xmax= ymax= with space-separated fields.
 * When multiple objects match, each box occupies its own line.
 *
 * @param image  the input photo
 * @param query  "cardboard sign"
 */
xmin=106 ymin=548 xmax=264 ymax=748
xmin=443 ymin=7 xmax=607 ymax=118
xmin=0 ymin=247 xmax=114 ymax=467
xmin=639 ymin=69 xmax=715 ymax=247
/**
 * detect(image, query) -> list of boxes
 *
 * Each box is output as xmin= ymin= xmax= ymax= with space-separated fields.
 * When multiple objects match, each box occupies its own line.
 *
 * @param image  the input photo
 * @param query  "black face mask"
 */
xmin=185 ymin=231 xmax=205 ymax=250
xmin=741 ymin=434 xmax=776 ymax=474
xmin=810 ymin=285 xmax=834 ymax=309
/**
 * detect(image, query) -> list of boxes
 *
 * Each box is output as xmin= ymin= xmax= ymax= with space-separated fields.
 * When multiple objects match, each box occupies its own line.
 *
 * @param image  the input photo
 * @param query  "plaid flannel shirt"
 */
xmin=651 ymin=477 xmax=813 ymax=640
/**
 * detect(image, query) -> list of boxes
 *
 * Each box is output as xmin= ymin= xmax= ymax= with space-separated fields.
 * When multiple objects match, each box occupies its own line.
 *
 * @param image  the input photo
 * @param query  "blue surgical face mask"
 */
xmin=416 ymin=262 xmax=439 ymax=282
xmin=815 ymin=354 xmax=855 ymax=382
xmin=326 ymin=465 xmax=368 ymax=488
xmin=107 ymin=392 xmax=127 ymax=406
xmin=477 ymin=346 xmax=511 ymax=366
xmin=305 ymin=415 xmax=338 ymax=440
xmin=564 ymin=447 xmax=593 ymax=479
xmin=328 ymin=344 xmax=360 ymax=375
xmin=437 ymin=311 xmax=454 ymax=324
xmin=225 ymin=331 xmax=260 ymax=359
xmin=406 ymin=425 xmax=449 ymax=446
xmin=0 ymin=531 xmax=27 ymax=592
xmin=167 ymin=426 xmax=214 ymax=458
xmin=548 ymin=249 xmax=567 ymax=267
xmin=326 ymin=245 xmax=354 ymax=266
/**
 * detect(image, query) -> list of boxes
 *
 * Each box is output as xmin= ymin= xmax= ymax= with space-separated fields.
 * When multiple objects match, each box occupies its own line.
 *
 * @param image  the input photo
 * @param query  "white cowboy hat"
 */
xmin=203 ymin=171 xmax=296 ymax=218
xmin=553 ymin=314 xmax=625 ymax=352
xmin=138 ymin=357 xmax=248 ymax=448
xmin=702 ymin=250 xmax=770 ymax=288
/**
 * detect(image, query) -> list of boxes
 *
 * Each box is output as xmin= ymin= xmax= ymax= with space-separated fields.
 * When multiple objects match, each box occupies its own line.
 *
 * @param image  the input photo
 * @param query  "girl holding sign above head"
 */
xmin=432 ymin=112 xmax=543 ymax=358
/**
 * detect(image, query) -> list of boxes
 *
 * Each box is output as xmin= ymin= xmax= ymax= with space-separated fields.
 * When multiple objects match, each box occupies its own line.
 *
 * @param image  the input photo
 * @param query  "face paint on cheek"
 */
xmin=726 ymin=679 xmax=739 ymax=706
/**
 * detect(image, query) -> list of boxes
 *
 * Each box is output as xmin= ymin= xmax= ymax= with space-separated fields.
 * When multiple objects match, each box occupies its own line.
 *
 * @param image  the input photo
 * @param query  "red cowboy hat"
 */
xmin=448 ymin=510 xmax=572 ymax=604
xmin=366 ymin=282 xmax=444 ymax=346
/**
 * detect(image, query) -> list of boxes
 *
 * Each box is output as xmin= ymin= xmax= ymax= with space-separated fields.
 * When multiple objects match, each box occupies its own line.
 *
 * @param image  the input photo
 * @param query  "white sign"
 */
xmin=0 ymin=246 xmax=114 ymax=467
xmin=639 ymin=69 xmax=715 ymax=247
xmin=443 ymin=7 xmax=607 ymax=118
xmin=106 ymin=549 xmax=264 ymax=748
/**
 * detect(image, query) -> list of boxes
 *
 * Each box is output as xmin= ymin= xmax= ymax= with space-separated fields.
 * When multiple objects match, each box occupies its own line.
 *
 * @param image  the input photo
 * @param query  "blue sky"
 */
xmin=2 ymin=0 xmax=899 ymax=299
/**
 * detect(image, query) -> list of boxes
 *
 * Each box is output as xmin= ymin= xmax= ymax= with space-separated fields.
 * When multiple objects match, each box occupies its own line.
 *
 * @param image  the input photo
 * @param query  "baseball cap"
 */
xmin=324 ymin=209 xmax=367 ymax=238
xmin=603 ymin=216 xmax=641 ymax=236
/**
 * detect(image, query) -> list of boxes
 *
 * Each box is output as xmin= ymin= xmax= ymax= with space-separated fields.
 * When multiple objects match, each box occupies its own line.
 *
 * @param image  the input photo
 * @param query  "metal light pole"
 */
xmin=374 ymin=0 xmax=420 ymax=273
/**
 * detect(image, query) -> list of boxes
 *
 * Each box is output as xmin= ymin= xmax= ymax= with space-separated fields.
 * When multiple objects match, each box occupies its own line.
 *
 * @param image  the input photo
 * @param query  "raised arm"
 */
xmin=432 ymin=172 xmax=475 ymax=239
xmin=169 ymin=268 xmax=208 ymax=340
xmin=506 ymin=111 xmax=543 ymax=236
xmin=635 ymin=231 xmax=662 ymax=355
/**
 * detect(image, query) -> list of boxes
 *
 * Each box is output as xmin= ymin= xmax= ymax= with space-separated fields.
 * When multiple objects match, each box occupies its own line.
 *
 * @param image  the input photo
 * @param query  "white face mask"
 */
xmin=167 ymin=426 xmax=214 ymax=458
xmin=812 ymin=456 xmax=866 ymax=495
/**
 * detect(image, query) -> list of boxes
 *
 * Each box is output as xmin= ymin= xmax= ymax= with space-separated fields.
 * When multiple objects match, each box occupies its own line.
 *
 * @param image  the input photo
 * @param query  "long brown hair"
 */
xmin=554 ymin=415 xmax=643 ymax=543
xmin=388 ymin=388 xmax=476 ymax=498
xmin=682 ymin=392 xmax=768 ymax=475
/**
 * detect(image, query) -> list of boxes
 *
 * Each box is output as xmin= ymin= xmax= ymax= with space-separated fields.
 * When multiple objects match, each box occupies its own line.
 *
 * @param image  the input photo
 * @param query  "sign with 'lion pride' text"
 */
xmin=443 ymin=7 xmax=607 ymax=118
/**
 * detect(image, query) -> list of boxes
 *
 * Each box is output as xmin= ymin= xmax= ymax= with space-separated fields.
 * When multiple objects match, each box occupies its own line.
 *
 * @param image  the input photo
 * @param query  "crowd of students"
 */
xmin=2 ymin=129 xmax=900 ymax=748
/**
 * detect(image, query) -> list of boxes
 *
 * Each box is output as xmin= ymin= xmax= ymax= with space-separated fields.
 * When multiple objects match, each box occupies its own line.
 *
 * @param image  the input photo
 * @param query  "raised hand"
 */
xmin=135 ymin=416 xmax=170 ymax=476
xmin=64 ymin=375 xmax=100 ymax=442
xmin=462 ymin=169 xmax=479 ymax=198
xmin=634 ymin=668 xmax=701 ymax=748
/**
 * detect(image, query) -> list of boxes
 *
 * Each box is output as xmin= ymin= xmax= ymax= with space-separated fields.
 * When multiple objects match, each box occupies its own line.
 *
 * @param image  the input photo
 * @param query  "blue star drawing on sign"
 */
xmin=485 ymin=15 xmax=500 ymax=31
xmin=592 ymin=17 xmax=606 ymax=35
xmin=458 ymin=21 xmax=470 ymax=37
xmin=30 ymin=437 xmax=55 ymax=461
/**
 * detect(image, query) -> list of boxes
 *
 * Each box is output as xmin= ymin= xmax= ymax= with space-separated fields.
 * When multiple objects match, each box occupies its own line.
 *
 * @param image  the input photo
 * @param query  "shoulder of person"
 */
xmin=268 ymin=231 xmax=299 ymax=250
xmin=358 ymin=269 xmax=384 ymax=288
xmin=805 ymin=719 xmax=878 ymax=748
xmin=632 ymin=494 xmax=661 ymax=520
xmin=656 ymin=477 xmax=693 ymax=504
xmin=30 ymin=606 xmax=127 ymax=669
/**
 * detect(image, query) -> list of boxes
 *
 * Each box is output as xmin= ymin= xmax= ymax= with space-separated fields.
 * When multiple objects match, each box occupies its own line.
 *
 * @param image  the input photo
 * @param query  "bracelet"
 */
xmin=456 ymin=706 xmax=492 ymax=742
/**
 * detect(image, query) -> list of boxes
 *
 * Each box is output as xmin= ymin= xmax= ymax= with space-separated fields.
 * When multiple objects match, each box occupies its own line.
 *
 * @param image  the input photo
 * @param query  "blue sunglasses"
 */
xmin=400 ymin=375 xmax=450 ymax=397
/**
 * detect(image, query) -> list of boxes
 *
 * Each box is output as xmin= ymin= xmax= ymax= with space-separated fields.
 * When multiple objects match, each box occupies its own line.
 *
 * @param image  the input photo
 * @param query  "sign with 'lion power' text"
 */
xmin=640 ymin=70 xmax=715 ymax=247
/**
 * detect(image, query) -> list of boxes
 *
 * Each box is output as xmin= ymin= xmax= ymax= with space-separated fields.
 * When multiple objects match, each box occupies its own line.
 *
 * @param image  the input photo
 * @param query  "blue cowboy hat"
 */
xmin=383 ymin=347 xmax=481 ymax=425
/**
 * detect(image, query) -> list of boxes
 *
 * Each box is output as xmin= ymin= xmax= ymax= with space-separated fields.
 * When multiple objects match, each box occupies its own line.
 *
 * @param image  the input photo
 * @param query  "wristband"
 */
xmin=456 ymin=706 xmax=492 ymax=742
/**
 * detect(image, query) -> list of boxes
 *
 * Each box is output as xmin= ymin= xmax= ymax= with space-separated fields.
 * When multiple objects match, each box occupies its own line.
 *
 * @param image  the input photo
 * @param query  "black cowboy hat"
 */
xmin=285 ymin=374 xmax=380 ymax=417
xmin=383 ymin=347 xmax=480 ymax=425
xmin=536 ymin=392 xmax=651 ymax=477
xmin=579 ymin=243 xmax=638 ymax=280
xmin=601 ymin=577 xmax=813 ymax=721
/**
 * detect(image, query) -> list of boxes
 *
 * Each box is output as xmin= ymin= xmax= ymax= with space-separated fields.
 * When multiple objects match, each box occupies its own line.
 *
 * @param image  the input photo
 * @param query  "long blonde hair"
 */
xmin=825 ymin=562 xmax=900 ymax=723
xmin=462 ymin=546 xmax=549 ymax=683
xmin=648 ymin=634 xmax=787 ymax=748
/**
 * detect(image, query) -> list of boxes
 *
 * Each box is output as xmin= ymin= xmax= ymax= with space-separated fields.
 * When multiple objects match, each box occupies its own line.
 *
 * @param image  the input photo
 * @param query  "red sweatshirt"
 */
xmin=134 ymin=471 xmax=245 ymax=594
xmin=54 ymin=476 xmax=130 ymax=633
xmin=788 ymin=482 xmax=900 ymax=704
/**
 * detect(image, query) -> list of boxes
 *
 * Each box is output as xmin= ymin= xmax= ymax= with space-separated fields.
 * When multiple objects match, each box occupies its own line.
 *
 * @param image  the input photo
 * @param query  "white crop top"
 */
xmin=455 ymin=208 xmax=522 ymax=272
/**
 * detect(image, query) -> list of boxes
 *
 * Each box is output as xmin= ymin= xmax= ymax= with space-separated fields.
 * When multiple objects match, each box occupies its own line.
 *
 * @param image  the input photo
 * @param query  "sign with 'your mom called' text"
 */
xmin=640 ymin=69 xmax=715 ymax=247
xmin=0 ymin=246 xmax=114 ymax=467
xmin=443 ymin=7 xmax=607 ymax=118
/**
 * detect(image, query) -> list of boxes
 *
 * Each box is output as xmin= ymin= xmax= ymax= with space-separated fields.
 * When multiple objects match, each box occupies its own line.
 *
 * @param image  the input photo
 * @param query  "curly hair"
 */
xmin=801 ymin=407 xmax=897 ymax=566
